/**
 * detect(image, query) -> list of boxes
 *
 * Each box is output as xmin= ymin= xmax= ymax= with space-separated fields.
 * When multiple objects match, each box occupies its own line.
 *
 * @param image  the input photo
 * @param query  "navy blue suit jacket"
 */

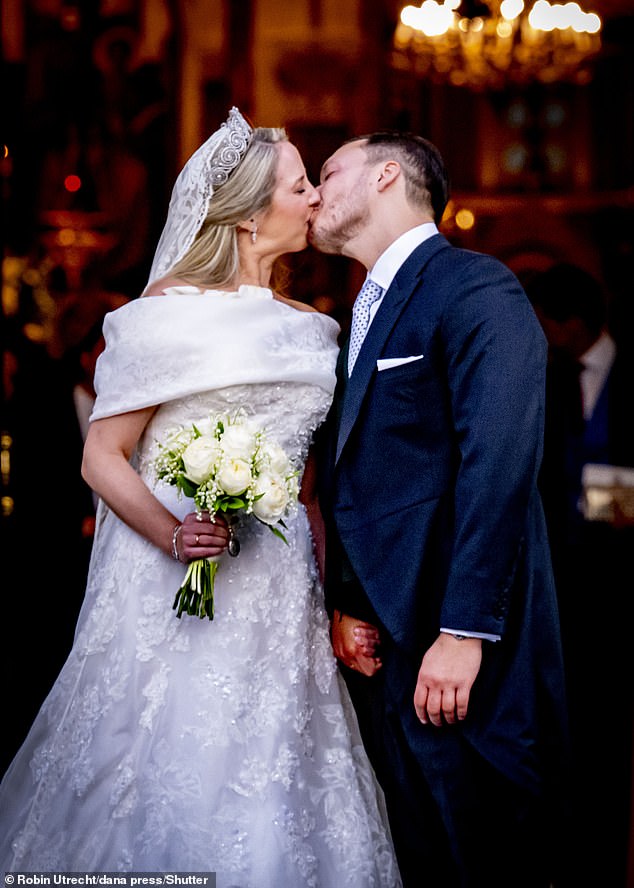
xmin=319 ymin=234 xmax=568 ymax=793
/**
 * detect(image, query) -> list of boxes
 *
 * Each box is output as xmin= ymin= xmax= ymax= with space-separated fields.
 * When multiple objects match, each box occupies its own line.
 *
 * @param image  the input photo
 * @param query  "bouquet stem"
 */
xmin=173 ymin=557 xmax=218 ymax=620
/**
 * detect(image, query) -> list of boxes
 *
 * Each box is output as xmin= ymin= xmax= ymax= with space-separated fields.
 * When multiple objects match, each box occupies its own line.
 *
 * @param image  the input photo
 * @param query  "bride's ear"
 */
xmin=237 ymin=217 xmax=258 ymax=237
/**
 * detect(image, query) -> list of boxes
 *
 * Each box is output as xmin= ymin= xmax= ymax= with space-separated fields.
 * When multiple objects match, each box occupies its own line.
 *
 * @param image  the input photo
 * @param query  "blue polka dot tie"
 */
xmin=348 ymin=278 xmax=384 ymax=375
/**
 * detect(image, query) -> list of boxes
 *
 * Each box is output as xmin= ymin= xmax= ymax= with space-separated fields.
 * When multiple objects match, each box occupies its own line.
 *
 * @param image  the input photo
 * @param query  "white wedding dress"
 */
xmin=0 ymin=286 xmax=401 ymax=888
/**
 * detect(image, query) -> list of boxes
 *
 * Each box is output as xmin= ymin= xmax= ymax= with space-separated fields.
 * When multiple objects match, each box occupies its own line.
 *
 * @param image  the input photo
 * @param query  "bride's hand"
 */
xmin=330 ymin=611 xmax=383 ymax=677
xmin=180 ymin=511 xmax=230 ymax=561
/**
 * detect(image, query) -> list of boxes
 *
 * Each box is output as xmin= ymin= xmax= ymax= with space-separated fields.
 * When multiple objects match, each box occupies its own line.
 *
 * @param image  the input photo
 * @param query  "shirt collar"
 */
xmin=581 ymin=330 xmax=616 ymax=374
xmin=369 ymin=222 xmax=439 ymax=292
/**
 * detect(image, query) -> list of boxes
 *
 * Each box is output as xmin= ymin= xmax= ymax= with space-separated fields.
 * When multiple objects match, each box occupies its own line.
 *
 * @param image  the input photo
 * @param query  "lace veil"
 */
xmin=145 ymin=107 xmax=253 ymax=289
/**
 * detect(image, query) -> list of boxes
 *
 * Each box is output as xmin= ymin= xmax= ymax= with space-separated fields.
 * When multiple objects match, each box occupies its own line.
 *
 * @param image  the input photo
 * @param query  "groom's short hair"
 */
xmin=351 ymin=131 xmax=450 ymax=225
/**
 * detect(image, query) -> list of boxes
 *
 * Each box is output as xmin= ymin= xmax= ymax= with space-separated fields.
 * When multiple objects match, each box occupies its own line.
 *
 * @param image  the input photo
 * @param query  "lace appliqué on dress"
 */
xmin=1 ymin=376 xmax=401 ymax=888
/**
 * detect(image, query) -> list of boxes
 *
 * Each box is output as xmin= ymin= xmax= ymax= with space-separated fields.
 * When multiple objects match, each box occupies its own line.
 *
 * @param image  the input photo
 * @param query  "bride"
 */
xmin=0 ymin=108 xmax=401 ymax=887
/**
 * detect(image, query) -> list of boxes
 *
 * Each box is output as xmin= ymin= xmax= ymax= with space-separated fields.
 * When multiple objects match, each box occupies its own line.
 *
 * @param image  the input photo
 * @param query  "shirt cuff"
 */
xmin=440 ymin=628 xmax=501 ymax=642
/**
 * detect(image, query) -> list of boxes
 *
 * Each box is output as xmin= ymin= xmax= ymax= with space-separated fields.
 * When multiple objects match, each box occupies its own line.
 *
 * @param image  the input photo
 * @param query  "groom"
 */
xmin=309 ymin=132 xmax=569 ymax=888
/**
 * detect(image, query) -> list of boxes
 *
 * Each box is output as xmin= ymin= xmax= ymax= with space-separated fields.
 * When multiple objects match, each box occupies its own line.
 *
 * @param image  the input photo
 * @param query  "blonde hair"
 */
xmin=169 ymin=127 xmax=288 ymax=288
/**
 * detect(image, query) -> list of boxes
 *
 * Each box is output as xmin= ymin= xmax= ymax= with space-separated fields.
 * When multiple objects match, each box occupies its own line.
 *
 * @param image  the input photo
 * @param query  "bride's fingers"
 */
xmin=352 ymin=627 xmax=380 ymax=655
xmin=182 ymin=512 xmax=229 ymax=545
xmin=354 ymin=654 xmax=383 ymax=676
xmin=190 ymin=529 xmax=230 ymax=546
xmin=179 ymin=518 xmax=231 ymax=560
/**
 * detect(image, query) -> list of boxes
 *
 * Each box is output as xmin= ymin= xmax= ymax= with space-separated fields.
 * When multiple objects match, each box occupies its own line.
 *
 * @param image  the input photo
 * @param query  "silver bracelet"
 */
xmin=171 ymin=523 xmax=182 ymax=562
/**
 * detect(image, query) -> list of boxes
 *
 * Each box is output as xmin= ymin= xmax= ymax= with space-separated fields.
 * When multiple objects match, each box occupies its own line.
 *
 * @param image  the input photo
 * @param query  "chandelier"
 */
xmin=392 ymin=0 xmax=602 ymax=89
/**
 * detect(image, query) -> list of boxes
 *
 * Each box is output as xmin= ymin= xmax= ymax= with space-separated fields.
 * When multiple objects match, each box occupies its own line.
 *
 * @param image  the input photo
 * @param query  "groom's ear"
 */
xmin=376 ymin=161 xmax=400 ymax=192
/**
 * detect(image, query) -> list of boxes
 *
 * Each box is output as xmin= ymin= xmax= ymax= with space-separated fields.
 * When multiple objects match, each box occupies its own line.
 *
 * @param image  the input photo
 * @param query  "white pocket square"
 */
xmin=377 ymin=354 xmax=424 ymax=371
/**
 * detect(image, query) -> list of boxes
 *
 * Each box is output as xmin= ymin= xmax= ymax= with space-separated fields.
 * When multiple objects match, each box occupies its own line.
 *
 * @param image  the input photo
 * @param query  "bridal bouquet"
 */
xmin=153 ymin=410 xmax=299 ymax=620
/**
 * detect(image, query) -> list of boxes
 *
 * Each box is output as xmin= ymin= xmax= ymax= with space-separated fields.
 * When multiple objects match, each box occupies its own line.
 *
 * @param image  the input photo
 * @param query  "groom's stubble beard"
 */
xmin=309 ymin=173 xmax=370 ymax=256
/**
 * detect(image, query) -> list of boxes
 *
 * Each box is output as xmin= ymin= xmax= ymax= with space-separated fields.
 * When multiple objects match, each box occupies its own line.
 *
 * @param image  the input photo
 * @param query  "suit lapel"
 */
xmin=335 ymin=234 xmax=448 ymax=464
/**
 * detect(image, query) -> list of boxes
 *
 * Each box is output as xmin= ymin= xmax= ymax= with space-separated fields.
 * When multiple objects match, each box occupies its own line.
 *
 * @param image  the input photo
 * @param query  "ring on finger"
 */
xmin=195 ymin=534 xmax=200 ymax=545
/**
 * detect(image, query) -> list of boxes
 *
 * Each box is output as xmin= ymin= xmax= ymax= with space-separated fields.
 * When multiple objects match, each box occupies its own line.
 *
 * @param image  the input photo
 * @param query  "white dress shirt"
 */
xmin=362 ymin=222 xmax=439 ymax=332
xmin=579 ymin=330 xmax=616 ymax=420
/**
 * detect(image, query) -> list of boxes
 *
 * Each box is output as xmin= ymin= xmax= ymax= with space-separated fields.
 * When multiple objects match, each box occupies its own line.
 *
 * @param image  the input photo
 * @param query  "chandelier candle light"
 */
xmin=393 ymin=0 xmax=602 ymax=88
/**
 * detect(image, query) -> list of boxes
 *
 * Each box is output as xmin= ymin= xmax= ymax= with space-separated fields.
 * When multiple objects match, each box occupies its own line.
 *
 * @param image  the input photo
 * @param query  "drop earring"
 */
xmin=251 ymin=225 xmax=258 ymax=244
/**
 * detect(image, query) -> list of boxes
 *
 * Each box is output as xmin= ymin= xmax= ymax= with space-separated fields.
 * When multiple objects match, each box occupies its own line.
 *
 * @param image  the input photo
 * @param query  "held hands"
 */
xmin=176 ymin=511 xmax=231 ymax=563
xmin=414 ymin=633 xmax=483 ymax=727
xmin=330 ymin=610 xmax=383 ymax=677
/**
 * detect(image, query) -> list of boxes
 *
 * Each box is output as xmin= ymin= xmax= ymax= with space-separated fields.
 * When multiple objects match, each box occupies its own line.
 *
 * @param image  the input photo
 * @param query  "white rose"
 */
xmin=182 ymin=436 xmax=221 ymax=484
xmin=260 ymin=440 xmax=290 ymax=476
xmin=219 ymin=422 xmax=258 ymax=460
xmin=252 ymin=471 xmax=290 ymax=524
xmin=194 ymin=416 xmax=217 ymax=437
xmin=163 ymin=425 xmax=194 ymax=450
xmin=217 ymin=457 xmax=253 ymax=495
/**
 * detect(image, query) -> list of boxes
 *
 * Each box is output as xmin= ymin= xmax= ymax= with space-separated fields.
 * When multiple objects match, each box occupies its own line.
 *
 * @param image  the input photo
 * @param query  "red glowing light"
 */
xmin=64 ymin=174 xmax=82 ymax=193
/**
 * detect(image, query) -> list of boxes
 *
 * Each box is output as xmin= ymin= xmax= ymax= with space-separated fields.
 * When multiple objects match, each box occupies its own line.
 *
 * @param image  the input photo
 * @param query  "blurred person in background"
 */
xmin=526 ymin=261 xmax=634 ymax=888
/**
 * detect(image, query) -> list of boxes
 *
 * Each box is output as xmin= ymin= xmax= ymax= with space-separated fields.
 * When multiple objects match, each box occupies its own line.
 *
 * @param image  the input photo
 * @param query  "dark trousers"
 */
xmin=342 ymin=657 xmax=557 ymax=888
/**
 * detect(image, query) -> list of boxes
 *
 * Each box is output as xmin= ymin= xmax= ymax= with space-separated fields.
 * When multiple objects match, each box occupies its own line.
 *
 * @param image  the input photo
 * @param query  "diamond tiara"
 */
xmin=207 ymin=106 xmax=254 ymax=188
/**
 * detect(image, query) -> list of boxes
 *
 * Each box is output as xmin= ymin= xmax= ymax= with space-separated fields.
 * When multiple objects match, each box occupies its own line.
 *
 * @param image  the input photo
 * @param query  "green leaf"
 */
xmin=268 ymin=524 xmax=289 ymax=544
xmin=225 ymin=496 xmax=248 ymax=509
xmin=178 ymin=477 xmax=198 ymax=498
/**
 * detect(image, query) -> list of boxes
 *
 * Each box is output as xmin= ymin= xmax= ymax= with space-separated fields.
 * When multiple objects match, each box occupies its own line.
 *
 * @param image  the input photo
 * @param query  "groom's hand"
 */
xmin=330 ymin=610 xmax=383 ymax=677
xmin=414 ymin=633 xmax=482 ymax=726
